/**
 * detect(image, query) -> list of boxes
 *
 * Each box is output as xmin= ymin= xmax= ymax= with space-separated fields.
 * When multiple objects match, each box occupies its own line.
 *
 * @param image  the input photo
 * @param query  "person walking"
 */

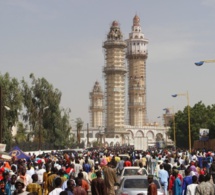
xmin=100 ymin=159 xmax=117 ymax=195
xmin=172 ymin=170 xmax=182 ymax=195
xmin=186 ymin=175 xmax=198 ymax=195
xmin=115 ymin=157 xmax=124 ymax=175
xmin=182 ymin=169 xmax=192 ymax=195
xmin=195 ymin=175 xmax=207 ymax=195
xmin=65 ymin=179 xmax=76 ymax=195
xmin=26 ymin=174 xmax=42 ymax=195
xmin=204 ymin=173 xmax=214 ymax=195
xmin=91 ymin=171 xmax=107 ymax=195
xmin=73 ymin=178 xmax=87 ymax=195
xmin=49 ymin=177 xmax=63 ymax=195
xmin=13 ymin=179 xmax=29 ymax=195
xmin=158 ymin=164 xmax=168 ymax=195
xmin=17 ymin=166 xmax=32 ymax=191
xmin=147 ymin=175 xmax=157 ymax=195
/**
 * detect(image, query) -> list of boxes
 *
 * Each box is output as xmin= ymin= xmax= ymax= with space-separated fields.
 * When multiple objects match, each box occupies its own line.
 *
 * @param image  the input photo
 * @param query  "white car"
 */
xmin=116 ymin=175 xmax=164 ymax=195
xmin=120 ymin=166 xmax=148 ymax=181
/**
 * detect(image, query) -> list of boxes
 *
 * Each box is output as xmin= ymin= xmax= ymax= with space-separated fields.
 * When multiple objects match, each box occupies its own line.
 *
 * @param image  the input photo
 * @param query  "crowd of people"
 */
xmin=0 ymin=146 xmax=214 ymax=195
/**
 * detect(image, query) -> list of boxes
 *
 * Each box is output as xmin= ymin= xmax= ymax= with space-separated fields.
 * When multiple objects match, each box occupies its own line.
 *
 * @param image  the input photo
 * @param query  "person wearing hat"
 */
xmin=147 ymin=175 xmax=157 ymax=195
xmin=35 ymin=159 xmax=46 ymax=184
xmin=115 ymin=157 xmax=124 ymax=176
xmin=100 ymin=159 xmax=117 ymax=195
xmin=13 ymin=179 xmax=29 ymax=195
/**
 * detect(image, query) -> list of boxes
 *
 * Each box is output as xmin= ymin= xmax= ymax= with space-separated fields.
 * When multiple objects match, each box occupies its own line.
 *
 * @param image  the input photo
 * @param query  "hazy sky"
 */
xmin=1 ymin=0 xmax=215 ymax=128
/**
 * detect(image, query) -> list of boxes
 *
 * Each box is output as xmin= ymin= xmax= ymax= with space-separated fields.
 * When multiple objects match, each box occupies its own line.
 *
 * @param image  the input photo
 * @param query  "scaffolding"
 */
xmin=103 ymin=21 xmax=127 ymax=134
xmin=89 ymin=81 xmax=104 ymax=128
xmin=126 ymin=15 xmax=148 ymax=126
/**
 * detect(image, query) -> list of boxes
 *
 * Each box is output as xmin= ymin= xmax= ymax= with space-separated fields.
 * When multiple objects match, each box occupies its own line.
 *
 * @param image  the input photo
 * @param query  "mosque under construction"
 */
xmin=80 ymin=15 xmax=173 ymax=148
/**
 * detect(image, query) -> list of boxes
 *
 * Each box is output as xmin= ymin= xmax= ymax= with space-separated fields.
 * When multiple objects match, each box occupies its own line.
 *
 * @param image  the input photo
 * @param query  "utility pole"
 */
xmin=38 ymin=109 xmax=42 ymax=150
xmin=87 ymin=123 xmax=89 ymax=147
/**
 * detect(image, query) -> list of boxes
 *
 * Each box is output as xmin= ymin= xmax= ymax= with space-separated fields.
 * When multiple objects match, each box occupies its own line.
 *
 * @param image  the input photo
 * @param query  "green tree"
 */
xmin=13 ymin=122 xmax=27 ymax=144
xmin=0 ymin=73 xmax=23 ymax=150
xmin=21 ymin=74 xmax=72 ymax=149
xmin=169 ymin=101 xmax=215 ymax=149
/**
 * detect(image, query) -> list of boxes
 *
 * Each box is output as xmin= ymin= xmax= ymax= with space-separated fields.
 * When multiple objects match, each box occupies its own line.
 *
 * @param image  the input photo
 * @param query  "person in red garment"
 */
xmin=147 ymin=175 xmax=157 ymax=195
xmin=124 ymin=157 xmax=131 ymax=167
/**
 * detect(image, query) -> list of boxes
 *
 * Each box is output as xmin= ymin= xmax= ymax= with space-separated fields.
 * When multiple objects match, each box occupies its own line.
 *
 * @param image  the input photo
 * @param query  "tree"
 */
xmin=76 ymin=118 xmax=83 ymax=145
xmin=169 ymin=101 xmax=215 ymax=149
xmin=0 ymin=73 xmax=23 ymax=150
xmin=21 ymin=74 xmax=72 ymax=149
xmin=13 ymin=122 xmax=27 ymax=144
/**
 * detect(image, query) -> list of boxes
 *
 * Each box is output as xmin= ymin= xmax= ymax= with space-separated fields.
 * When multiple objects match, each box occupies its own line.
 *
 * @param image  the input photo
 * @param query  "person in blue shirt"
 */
xmin=158 ymin=164 xmax=169 ymax=195
xmin=182 ymin=169 xmax=192 ymax=195
xmin=173 ymin=170 xmax=182 ymax=195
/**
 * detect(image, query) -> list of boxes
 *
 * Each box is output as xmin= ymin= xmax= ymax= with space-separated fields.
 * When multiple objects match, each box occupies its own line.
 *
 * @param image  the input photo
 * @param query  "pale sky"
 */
xmin=1 ymin=0 xmax=215 ymax=128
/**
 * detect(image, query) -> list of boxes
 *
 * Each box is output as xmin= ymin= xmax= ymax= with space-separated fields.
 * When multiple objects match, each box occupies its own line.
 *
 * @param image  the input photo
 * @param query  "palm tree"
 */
xmin=76 ymin=118 xmax=83 ymax=145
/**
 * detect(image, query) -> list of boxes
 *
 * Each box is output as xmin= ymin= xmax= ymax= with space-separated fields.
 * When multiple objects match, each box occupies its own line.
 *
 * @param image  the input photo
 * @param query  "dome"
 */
xmin=112 ymin=20 xmax=119 ymax=27
xmin=93 ymin=81 xmax=102 ymax=92
xmin=133 ymin=15 xmax=140 ymax=26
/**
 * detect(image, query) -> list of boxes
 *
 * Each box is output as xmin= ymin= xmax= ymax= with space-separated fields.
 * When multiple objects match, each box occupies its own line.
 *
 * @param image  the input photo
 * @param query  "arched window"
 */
xmin=136 ymin=131 xmax=144 ymax=137
xmin=146 ymin=131 xmax=154 ymax=140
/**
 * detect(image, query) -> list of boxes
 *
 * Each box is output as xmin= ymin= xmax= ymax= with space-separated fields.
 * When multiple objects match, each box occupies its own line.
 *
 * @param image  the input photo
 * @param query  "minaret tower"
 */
xmin=103 ymin=21 xmax=127 ymax=137
xmin=126 ymin=15 xmax=148 ymax=126
xmin=89 ymin=81 xmax=104 ymax=128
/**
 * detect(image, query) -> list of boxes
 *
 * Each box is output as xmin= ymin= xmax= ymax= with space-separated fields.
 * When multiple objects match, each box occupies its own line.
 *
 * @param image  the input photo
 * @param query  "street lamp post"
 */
xmin=172 ymin=91 xmax=191 ymax=153
xmin=194 ymin=59 xmax=215 ymax=66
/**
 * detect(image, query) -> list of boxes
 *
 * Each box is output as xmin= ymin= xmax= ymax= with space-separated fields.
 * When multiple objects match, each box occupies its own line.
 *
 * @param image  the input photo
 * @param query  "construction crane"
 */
xmin=194 ymin=59 xmax=215 ymax=66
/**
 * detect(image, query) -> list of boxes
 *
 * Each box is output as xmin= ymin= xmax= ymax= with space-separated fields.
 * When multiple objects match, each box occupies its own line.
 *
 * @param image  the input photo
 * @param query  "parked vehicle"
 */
xmin=120 ymin=166 xmax=148 ymax=181
xmin=116 ymin=175 xmax=164 ymax=195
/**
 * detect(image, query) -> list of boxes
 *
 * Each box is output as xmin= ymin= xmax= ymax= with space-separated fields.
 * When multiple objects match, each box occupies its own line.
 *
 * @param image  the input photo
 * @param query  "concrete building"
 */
xmin=81 ymin=15 xmax=172 ymax=148
xmin=103 ymin=21 xmax=127 ymax=138
xmin=126 ymin=15 xmax=148 ymax=126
